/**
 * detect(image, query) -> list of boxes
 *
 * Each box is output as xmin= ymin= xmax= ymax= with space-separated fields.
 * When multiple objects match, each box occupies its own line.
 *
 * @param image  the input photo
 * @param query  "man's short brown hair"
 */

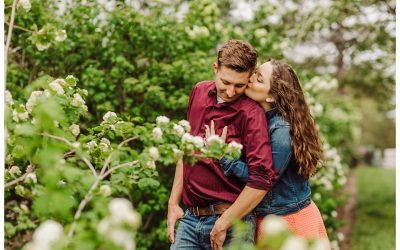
xmin=217 ymin=40 xmax=258 ymax=73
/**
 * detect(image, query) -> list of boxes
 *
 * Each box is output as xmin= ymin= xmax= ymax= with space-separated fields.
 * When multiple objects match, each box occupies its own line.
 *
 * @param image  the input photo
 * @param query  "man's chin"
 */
xmin=221 ymin=96 xmax=240 ymax=103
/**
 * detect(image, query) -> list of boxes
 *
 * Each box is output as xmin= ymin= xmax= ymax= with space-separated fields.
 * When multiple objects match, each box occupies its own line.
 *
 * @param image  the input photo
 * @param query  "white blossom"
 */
xmin=9 ymin=166 xmax=22 ymax=176
xmin=331 ymin=210 xmax=338 ymax=218
xmin=254 ymin=28 xmax=267 ymax=38
xmin=173 ymin=148 xmax=183 ymax=158
xmin=227 ymin=141 xmax=243 ymax=152
xmin=31 ymin=220 xmax=64 ymax=250
xmin=261 ymin=215 xmax=288 ymax=235
xmin=26 ymin=91 xmax=44 ymax=113
xmin=233 ymin=26 xmax=243 ymax=36
xmin=69 ymin=124 xmax=80 ymax=137
xmin=149 ymin=147 xmax=160 ymax=161
xmin=313 ymin=193 xmax=322 ymax=200
xmin=152 ymin=127 xmax=163 ymax=140
xmin=108 ymin=229 xmax=136 ymax=250
xmin=58 ymin=180 xmax=66 ymax=186
xmin=178 ymin=120 xmax=191 ymax=132
xmin=146 ymin=160 xmax=156 ymax=170
xmin=97 ymin=218 xmax=111 ymax=234
xmin=156 ymin=115 xmax=170 ymax=126
xmin=331 ymin=240 xmax=340 ymax=250
xmin=13 ymin=110 xmax=29 ymax=122
xmin=71 ymin=93 xmax=88 ymax=111
xmin=103 ymin=111 xmax=117 ymax=123
xmin=338 ymin=176 xmax=347 ymax=186
xmin=12 ymin=111 xmax=19 ymax=122
xmin=72 ymin=142 xmax=80 ymax=148
xmin=206 ymin=135 xmax=223 ymax=145
xmin=182 ymin=133 xmax=204 ymax=148
xmin=182 ymin=133 xmax=193 ymax=143
xmin=100 ymin=185 xmax=112 ymax=197
xmin=44 ymin=89 xmax=52 ymax=97
xmin=337 ymin=232 xmax=345 ymax=241
xmin=49 ymin=80 xmax=65 ymax=95
xmin=5 ymin=90 xmax=14 ymax=106
xmin=192 ymin=136 xmax=204 ymax=148
xmin=54 ymin=30 xmax=67 ymax=42
xmin=66 ymin=75 xmax=77 ymax=82
xmin=214 ymin=23 xmax=223 ymax=31
xmin=86 ymin=141 xmax=98 ymax=150
xmin=310 ymin=239 xmax=330 ymax=250
xmin=173 ymin=124 xmax=185 ymax=136
xmin=36 ymin=42 xmax=51 ymax=51
xmin=186 ymin=25 xmax=210 ymax=39
xmin=280 ymin=235 xmax=308 ymax=250
xmin=20 ymin=204 xmax=29 ymax=212
xmin=101 ymin=138 xmax=111 ymax=145
xmin=99 ymin=142 xmax=110 ymax=152
xmin=19 ymin=0 xmax=31 ymax=12
xmin=109 ymin=198 xmax=141 ymax=228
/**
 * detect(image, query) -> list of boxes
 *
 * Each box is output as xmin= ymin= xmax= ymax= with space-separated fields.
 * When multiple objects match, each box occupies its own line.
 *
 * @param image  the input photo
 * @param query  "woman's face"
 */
xmin=245 ymin=62 xmax=274 ymax=105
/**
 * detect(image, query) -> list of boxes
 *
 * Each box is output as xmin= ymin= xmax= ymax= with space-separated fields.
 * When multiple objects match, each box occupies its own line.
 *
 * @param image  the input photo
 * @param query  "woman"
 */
xmin=208 ymin=59 xmax=329 ymax=244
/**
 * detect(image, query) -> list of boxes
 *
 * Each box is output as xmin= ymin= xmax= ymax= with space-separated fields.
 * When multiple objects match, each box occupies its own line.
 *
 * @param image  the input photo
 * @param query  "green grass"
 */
xmin=349 ymin=166 xmax=396 ymax=250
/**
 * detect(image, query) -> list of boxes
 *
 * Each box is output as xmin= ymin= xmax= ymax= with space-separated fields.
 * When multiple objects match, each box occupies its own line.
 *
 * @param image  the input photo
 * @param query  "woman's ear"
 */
xmin=266 ymin=97 xmax=275 ymax=103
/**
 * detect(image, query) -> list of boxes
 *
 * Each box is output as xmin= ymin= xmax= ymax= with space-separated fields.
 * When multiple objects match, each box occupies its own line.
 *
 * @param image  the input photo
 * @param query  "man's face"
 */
xmin=213 ymin=63 xmax=252 ymax=103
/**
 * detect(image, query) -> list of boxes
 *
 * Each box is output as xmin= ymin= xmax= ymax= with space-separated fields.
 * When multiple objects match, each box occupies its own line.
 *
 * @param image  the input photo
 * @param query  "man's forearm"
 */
xmin=219 ymin=186 xmax=267 ymax=228
xmin=168 ymin=159 xmax=184 ymax=205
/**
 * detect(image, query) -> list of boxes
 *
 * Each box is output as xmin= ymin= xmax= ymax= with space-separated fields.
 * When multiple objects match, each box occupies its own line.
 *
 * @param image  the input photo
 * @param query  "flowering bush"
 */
xmin=5 ymin=76 xmax=243 ymax=249
xmin=5 ymin=0 xmax=358 ymax=249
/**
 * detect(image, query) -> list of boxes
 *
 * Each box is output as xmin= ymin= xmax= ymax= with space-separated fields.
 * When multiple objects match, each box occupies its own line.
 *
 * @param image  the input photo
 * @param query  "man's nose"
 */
xmin=226 ymin=86 xmax=235 ymax=97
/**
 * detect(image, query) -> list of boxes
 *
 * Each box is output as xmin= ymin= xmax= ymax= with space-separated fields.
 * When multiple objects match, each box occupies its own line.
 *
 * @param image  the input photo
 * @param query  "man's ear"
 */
xmin=213 ymin=62 xmax=218 ymax=74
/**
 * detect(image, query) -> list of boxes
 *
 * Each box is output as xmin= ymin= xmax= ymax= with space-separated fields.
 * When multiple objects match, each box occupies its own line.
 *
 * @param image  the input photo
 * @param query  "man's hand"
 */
xmin=204 ymin=120 xmax=228 ymax=144
xmin=167 ymin=203 xmax=184 ymax=243
xmin=210 ymin=217 xmax=230 ymax=250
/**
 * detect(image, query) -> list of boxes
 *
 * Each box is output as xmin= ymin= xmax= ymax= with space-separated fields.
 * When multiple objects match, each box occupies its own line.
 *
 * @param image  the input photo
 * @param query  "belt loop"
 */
xmin=196 ymin=206 xmax=200 ymax=216
xmin=210 ymin=204 xmax=215 ymax=216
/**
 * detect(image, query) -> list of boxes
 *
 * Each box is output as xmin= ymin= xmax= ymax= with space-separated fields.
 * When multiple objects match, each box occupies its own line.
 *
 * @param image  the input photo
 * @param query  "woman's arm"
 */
xmin=219 ymin=124 xmax=292 ymax=182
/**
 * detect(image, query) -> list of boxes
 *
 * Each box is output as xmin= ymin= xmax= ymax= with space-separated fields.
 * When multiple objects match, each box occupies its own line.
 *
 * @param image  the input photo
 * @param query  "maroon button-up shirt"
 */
xmin=182 ymin=80 xmax=278 ymax=207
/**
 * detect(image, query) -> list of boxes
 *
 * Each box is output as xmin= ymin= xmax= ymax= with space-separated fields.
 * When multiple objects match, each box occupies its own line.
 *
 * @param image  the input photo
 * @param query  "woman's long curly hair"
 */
xmin=267 ymin=59 xmax=323 ymax=178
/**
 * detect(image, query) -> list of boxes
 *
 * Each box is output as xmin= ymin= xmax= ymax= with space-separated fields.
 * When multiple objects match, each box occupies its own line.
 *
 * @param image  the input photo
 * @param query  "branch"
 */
xmin=4 ymin=167 xmax=34 ymax=189
xmin=4 ymin=0 xmax=19 ymax=79
xmin=40 ymin=133 xmax=98 ymax=177
xmin=101 ymin=160 xmax=139 ymax=178
xmin=67 ymin=177 xmax=101 ymax=238
xmin=68 ymin=159 xmax=139 ymax=237
xmin=5 ymin=21 xmax=34 ymax=33
xmin=100 ymin=136 xmax=138 ymax=176
xmin=40 ymin=133 xmax=74 ymax=146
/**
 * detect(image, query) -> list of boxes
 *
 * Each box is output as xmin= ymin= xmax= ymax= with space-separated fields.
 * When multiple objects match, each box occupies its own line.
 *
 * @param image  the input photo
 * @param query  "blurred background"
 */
xmin=4 ymin=0 xmax=395 ymax=249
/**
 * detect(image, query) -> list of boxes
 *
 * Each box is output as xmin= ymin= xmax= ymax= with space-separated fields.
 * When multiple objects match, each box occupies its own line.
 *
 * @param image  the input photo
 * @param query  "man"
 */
xmin=168 ymin=40 xmax=278 ymax=250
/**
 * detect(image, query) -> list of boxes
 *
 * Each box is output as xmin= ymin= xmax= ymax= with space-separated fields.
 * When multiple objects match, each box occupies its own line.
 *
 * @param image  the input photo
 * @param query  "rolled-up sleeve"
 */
xmin=242 ymin=108 xmax=279 ymax=190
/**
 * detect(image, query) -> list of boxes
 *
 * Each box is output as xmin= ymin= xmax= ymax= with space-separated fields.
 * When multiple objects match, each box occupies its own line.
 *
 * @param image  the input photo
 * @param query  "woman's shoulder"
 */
xmin=268 ymin=111 xmax=290 ymax=129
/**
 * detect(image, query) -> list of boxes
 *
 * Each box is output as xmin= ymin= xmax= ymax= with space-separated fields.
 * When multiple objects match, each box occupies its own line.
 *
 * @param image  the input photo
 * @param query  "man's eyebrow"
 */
xmin=221 ymin=78 xmax=246 ymax=86
xmin=220 ymin=78 xmax=232 ymax=84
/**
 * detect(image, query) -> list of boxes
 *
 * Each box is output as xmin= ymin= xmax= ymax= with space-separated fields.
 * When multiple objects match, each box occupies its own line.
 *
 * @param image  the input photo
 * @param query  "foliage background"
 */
xmin=4 ymin=0 xmax=395 ymax=249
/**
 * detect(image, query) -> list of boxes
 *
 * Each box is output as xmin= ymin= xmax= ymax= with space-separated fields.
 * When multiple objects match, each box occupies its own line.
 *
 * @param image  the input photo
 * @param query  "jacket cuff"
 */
xmin=219 ymin=156 xmax=232 ymax=171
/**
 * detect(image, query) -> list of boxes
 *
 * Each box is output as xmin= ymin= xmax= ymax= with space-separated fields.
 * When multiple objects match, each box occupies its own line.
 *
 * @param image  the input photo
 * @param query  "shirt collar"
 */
xmin=266 ymin=107 xmax=278 ymax=119
xmin=206 ymin=84 xmax=242 ymax=111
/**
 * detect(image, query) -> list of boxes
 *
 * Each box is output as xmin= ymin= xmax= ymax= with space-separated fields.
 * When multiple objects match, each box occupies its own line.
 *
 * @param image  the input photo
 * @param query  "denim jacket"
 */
xmin=219 ymin=107 xmax=311 ymax=216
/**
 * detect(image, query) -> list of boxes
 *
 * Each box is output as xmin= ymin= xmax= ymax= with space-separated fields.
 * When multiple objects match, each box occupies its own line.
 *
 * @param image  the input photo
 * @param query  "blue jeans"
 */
xmin=171 ymin=209 xmax=256 ymax=250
